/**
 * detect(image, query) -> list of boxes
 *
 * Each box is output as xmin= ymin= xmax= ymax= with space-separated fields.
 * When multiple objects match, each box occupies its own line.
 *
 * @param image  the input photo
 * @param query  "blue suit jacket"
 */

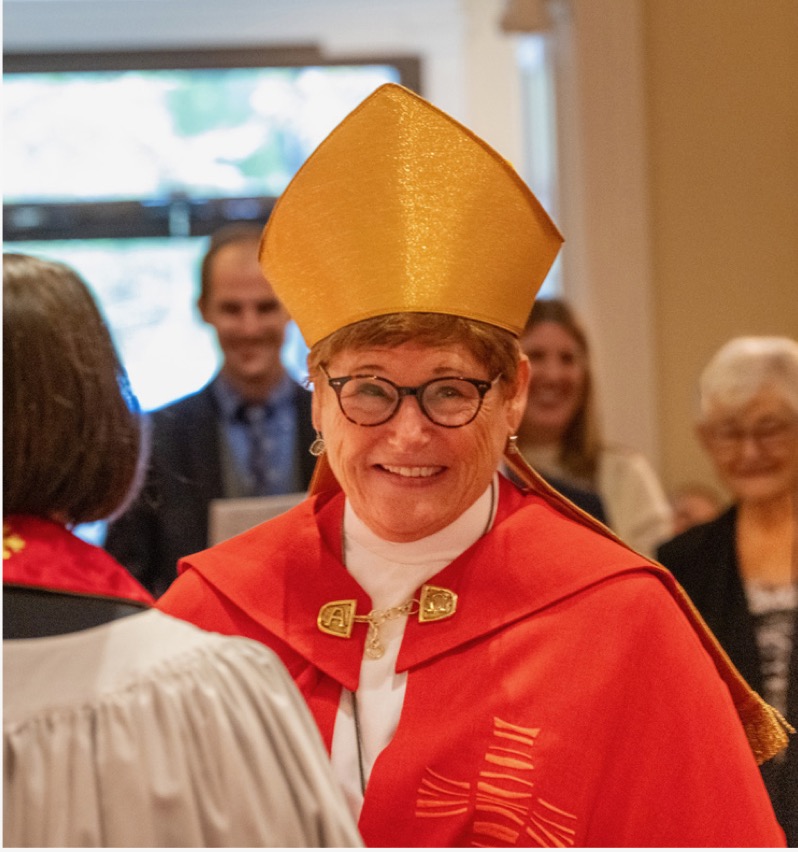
xmin=105 ymin=379 xmax=316 ymax=597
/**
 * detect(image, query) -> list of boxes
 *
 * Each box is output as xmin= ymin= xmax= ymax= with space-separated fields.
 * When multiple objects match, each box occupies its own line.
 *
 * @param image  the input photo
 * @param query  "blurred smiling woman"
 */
xmin=517 ymin=298 xmax=674 ymax=555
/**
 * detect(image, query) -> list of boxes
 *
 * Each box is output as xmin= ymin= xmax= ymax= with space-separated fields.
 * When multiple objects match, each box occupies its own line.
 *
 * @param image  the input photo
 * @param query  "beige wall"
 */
xmin=644 ymin=0 xmax=798 ymax=495
xmin=552 ymin=0 xmax=661 ymax=471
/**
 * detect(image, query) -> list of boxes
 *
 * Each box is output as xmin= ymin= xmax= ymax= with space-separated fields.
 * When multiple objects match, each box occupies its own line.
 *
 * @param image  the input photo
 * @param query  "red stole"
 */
xmin=3 ymin=514 xmax=154 ymax=605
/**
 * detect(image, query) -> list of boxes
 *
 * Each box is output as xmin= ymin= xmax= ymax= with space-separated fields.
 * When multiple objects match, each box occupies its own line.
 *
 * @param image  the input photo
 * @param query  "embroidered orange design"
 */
xmin=415 ymin=716 xmax=577 ymax=847
xmin=416 ymin=767 xmax=470 ymax=818
xmin=3 ymin=523 xmax=26 ymax=560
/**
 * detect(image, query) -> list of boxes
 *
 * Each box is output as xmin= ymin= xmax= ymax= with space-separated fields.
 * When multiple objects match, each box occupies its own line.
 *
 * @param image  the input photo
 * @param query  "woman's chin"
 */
xmin=357 ymin=494 xmax=454 ymax=543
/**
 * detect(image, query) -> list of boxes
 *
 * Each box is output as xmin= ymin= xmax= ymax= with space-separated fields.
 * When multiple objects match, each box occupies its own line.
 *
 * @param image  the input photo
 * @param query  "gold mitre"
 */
xmin=259 ymin=83 xmax=563 ymax=347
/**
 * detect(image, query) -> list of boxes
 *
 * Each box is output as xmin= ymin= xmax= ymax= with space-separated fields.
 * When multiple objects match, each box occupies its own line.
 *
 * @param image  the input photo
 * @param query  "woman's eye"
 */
xmin=354 ymin=381 xmax=391 ymax=399
xmin=437 ymin=385 xmax=464 ymax=399
xmin=427 ymin=382 xmax=468 ymax=401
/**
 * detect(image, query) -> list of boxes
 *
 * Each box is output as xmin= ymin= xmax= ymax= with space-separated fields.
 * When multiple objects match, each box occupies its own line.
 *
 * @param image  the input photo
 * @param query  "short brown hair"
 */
xmin=199 ymin=222 xmax=264 ymax=304
xmin=3 ymin=253 xmax=144 ymax=524
xmin=307 ymin=312 xmax=522 ymax=395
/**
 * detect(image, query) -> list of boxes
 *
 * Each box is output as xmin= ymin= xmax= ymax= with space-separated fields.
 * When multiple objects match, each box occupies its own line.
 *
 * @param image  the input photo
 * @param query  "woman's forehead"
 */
xmin=521 ymin=320 xmax=582 ymax=349
xmin=705 ymin=383 xmax=797 ymax=423
xmin=330 ymin=342 xmax=484 ymax=373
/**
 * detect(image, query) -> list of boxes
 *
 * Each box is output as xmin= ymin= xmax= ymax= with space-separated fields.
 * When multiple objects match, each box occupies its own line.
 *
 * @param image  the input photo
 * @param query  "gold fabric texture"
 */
xmin=260 ymin=83 xmax=563 ymax=346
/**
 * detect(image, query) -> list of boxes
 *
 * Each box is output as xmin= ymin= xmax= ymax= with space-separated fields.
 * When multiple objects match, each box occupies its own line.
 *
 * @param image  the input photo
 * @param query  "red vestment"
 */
xmin=3 ymin=514 xmax=154 ymax=605
xmin=159 ymin=477 xmax=786 ymax=847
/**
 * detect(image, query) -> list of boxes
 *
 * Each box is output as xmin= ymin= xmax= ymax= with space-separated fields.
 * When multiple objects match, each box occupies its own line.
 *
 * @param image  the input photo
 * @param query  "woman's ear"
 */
xmin=311 ymin=387 xmax=322 ymax=432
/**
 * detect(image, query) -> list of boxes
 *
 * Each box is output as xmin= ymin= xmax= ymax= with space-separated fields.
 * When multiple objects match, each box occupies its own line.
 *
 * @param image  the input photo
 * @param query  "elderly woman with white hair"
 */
xmin=658 ymin=335 xmax=798 ymax=845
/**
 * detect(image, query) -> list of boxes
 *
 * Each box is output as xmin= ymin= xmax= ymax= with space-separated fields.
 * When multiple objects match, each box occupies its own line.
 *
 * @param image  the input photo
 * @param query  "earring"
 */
xmin=505 ymin=435 xmax=520 ymax=454
xmin=309 ymin=432 xmax=326 ymax=457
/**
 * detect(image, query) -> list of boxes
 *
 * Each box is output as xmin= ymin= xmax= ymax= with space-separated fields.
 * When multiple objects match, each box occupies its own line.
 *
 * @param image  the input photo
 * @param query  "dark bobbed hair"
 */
xmin=3 ymin=253 xmax=144 ymax=525
xmin=521 ymin=297 xmax=602 ymax=482
xmin=198 ymin=221 xmax=264 ymax=305
xmin=307 ymin=312 xmax=522 ymax=395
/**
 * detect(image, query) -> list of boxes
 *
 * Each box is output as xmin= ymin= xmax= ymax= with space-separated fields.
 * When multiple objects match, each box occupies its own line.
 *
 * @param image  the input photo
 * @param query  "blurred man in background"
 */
xmin=105 ymin=223 xmax=315 ymax=596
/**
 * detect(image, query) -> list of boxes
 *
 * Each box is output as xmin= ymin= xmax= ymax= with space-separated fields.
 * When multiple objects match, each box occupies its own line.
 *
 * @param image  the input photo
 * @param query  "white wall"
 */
xmin=4 ymin=0 xmax=466 ymax=127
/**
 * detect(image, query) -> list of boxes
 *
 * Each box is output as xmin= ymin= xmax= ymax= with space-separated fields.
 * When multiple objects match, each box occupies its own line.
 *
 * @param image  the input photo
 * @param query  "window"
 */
xmin=4 ymin=47 xmax=421 ymax=409
xmin=517 ymin=33 xmax=560 ymax=297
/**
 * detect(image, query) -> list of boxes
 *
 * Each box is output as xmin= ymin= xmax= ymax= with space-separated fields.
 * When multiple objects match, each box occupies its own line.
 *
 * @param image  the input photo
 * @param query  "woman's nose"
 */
xmin=385 ymin=395 xmax=432 ymax=443
xmin=534 ymin=355 xmax=561 ymax=381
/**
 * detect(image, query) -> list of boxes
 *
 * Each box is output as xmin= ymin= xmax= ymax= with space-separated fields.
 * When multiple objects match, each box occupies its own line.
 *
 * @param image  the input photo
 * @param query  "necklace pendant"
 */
xmin=365 ymin=642 xmax=385 ymax=660
xmin=364 ymin=623 xmax=385 ymax=659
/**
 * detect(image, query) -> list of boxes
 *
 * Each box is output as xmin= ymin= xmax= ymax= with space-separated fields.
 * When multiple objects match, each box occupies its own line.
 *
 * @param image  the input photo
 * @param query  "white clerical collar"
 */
xmin=343 ymin=474 xmax=498 ymax=609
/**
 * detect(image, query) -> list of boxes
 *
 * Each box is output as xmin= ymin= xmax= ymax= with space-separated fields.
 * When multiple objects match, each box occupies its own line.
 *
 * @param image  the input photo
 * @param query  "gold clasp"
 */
xmin=317 ymin=599 xmax=357 ymax=638
xmin=418 ymin=584 xmax=458 ymax=622
xmin=316 ymin=585 xmax=458 ymax=646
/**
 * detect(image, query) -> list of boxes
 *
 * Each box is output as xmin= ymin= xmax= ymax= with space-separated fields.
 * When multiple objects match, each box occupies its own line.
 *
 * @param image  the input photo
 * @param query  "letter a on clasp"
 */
xmin=317 ymin=599 xmax=357 ymax=638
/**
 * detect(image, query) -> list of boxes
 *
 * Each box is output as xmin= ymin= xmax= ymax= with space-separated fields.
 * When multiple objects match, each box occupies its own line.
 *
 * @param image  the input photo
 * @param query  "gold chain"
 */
xmin=353 ymin=599 xmax=418 ymax=659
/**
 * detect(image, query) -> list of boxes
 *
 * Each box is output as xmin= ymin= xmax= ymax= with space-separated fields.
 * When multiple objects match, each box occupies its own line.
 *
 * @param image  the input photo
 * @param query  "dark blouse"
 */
xmin=657 ymin=507 xmax=798 ymax=846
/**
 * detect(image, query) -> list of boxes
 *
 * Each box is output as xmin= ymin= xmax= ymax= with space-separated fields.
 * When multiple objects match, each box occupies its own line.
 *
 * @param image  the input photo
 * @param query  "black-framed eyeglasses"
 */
xmin=321 ymin=366 xmax=502 ymax=428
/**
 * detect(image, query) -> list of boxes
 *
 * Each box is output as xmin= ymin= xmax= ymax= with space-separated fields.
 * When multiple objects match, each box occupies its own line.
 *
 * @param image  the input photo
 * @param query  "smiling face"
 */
xmin=199 ymin=241 xmax=290 ymax=400
xmin=313 ymin=341 xmax=529 ymax=542
xmin=699 ymin=385 xmax=798 ymax=506
xmin=518 ymin=320 xmax=587 ymax=444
